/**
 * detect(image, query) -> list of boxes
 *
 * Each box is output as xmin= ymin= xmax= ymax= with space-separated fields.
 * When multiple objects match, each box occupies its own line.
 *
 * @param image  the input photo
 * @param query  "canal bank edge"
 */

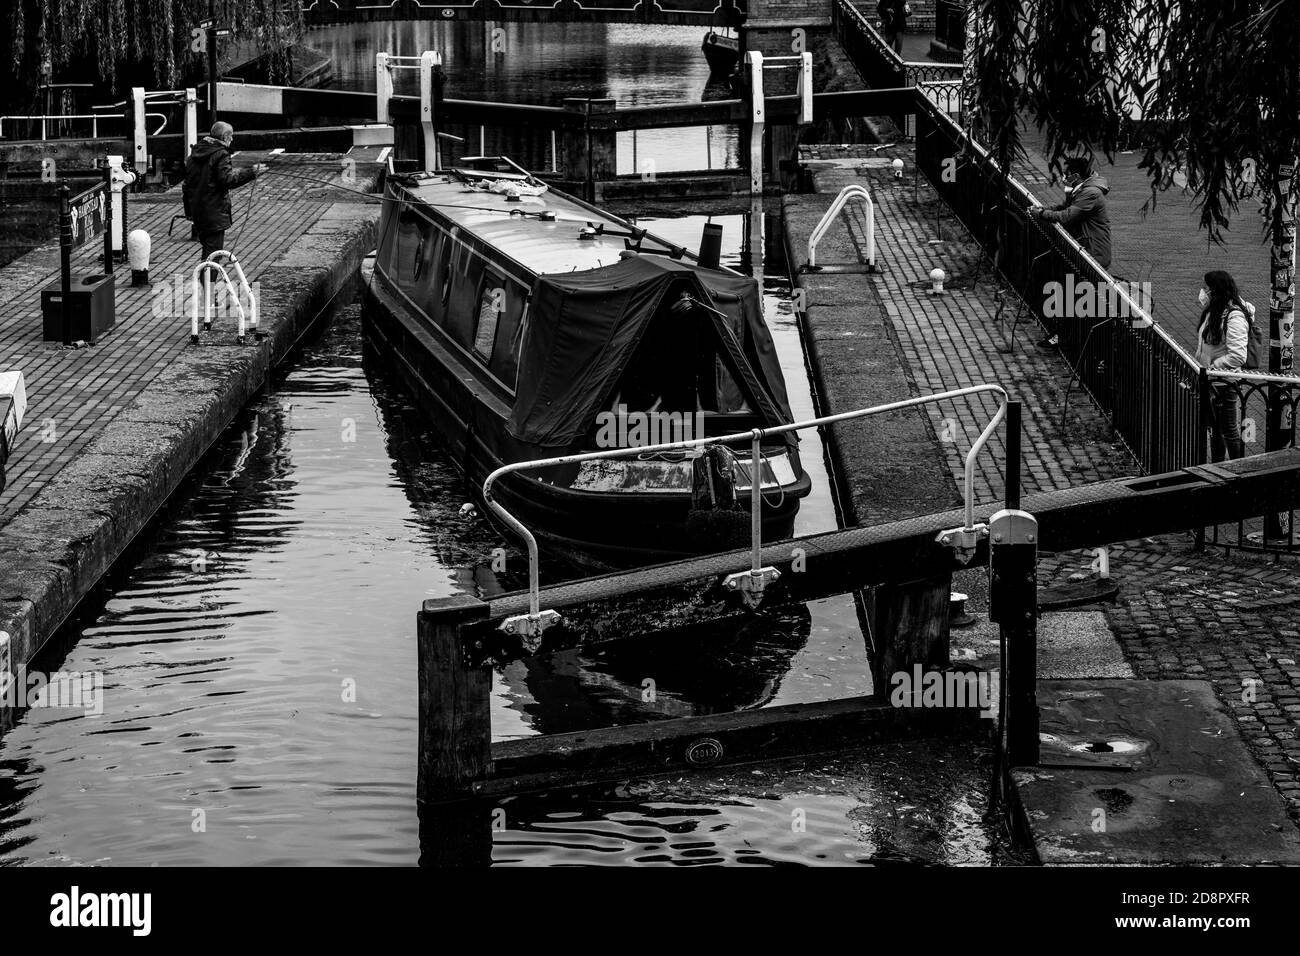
xmin=781 ymin=192 xmax=959 ymax=528
xmin=0 ymin=203 xmax=380 ymax=688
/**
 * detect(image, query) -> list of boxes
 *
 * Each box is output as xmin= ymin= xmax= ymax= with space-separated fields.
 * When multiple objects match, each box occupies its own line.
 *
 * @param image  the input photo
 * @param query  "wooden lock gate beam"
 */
xmin=416 ymin=449 xmax=1300 ymax=804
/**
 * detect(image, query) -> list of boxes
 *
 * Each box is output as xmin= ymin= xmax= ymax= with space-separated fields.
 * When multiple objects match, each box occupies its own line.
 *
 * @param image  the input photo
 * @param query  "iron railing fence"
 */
xmin=833 ymin=0 xmax=962 ymax=134
xmin=838 ymin=5 xmax=1299 ymax=553
xmin=1200 ymin=372 xmax=1300 ymax=554
xmin=914 ymin=103 xmax=1207 ymax=476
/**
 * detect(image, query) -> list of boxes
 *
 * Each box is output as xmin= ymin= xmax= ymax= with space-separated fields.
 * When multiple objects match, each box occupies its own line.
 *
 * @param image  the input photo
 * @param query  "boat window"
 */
xmin=473 ymin=279 xmax=502 ymax=362
xmin=440 ymin=232 xmax=456 ymax=308
xmin=444 ymin=242 xmax=486 ymax=351
xmin=413 ymin=231 xmax=429 ymax=281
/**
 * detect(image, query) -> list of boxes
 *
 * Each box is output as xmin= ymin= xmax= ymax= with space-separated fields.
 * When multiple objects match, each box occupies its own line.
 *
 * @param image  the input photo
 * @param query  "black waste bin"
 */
xmin=42 ymin=272 xmax=116 ymax=343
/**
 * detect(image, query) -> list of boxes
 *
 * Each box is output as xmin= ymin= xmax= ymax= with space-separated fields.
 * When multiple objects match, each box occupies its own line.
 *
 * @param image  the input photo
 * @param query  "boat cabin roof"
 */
xmin=394 ymin=167 xmax=688 ymax=278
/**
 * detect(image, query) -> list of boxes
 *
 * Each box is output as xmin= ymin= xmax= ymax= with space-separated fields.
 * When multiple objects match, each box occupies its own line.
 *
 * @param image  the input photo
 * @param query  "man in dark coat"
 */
xmin=183 ymin=122 xmax=267 ymax=259
xmin=1031 ymin=157 xmax=1113 ymax=269
xmin=877 ymin=0 xmax=909 ymax=55
xmin=1031 ymin=156 xmax=1114 ymax=346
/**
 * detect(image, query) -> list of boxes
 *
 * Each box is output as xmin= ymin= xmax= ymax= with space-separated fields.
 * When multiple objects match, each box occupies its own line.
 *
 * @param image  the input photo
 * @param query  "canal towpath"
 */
xmin=0 ymin=150 xmax=384 ymax=689
xmin=785 ymin=143 xmax=1300 ymax=856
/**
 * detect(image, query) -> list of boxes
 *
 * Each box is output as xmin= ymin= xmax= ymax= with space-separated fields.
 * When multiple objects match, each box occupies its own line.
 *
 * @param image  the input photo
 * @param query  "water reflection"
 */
xmin=305 ymin=20 xmax=740 ymax=173
xmin=418 ymin=737 xmax=1008 ymax=867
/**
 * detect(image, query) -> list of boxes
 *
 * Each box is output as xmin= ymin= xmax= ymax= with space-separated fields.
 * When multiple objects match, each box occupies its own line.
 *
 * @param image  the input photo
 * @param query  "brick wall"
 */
xmin=747 ymin=0 xmax=831 ymax=21
xmin=745 ymin=0 xmax=937 ymax=30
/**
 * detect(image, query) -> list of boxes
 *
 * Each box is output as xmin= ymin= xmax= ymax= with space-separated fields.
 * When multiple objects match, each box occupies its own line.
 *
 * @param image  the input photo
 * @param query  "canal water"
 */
xmin=0 ymin=24 xmax=1006 ymax=866
xmin=305 ymin=20 xmax=741 ymax=174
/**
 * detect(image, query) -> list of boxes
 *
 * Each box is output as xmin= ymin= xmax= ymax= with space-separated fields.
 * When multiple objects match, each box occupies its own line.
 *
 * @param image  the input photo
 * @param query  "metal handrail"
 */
xmin=191 ymin=252 xmax=255 ymax=345
xmin=808 ymin=183 xmax=874 ymax=270
xmin=1207 ymin=368 xmax=1300 ymax=385
xmin=483 ymin=384 xmax=1009 ymax=637
xmin=0 ymin=111 xmax=166 ymax=139
xmin=921 ymin=100 xmax=1204 ymax=374
xmin=206 ymin=250 xmax=258 ymax=330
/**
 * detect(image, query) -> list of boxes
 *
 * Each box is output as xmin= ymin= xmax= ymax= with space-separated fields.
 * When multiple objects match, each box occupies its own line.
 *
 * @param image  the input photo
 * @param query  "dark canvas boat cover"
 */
xmin=507 ymin=255 xmax=795 ymax=448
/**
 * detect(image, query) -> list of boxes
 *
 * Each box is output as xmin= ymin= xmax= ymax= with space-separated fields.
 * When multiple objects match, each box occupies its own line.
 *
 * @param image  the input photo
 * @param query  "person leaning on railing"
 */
xmin=1029 ymin=157 xmax=1113 ymax=347
xmin=1196 ymin=270 xmax=1255 ymax=463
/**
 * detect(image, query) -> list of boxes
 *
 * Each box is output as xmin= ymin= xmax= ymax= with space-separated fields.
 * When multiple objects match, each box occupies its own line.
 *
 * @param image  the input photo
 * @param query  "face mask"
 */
xmin=1198 ymin=289 xmax=1210 ymax=308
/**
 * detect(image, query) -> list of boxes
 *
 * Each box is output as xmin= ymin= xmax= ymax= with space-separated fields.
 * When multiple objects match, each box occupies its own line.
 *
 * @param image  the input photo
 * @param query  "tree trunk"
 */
xmin=1265 ymin=162 xmax=1297 ymax=540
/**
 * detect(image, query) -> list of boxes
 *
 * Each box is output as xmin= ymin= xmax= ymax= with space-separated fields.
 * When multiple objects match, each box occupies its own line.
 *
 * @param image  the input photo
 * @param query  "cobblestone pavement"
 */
xmin=801 ymin=143 xmax=1300 ymax=827
xmin=801 ymin=144 xmax=1138 ymax=511
xmin=1041 ymin=540 xmax=1300 ymax=824
xmin=0 ymin=153 xmax=375 ymax=525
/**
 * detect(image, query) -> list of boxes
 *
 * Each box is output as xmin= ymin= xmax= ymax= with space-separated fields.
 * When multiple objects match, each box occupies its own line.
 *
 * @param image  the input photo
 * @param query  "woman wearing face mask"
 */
xmin=1195 ymin=270 xmax=1255 ymax=462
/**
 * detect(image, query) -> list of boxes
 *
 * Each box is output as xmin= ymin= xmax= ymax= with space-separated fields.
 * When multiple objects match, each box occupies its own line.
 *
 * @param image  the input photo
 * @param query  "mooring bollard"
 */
xmin=417 ymin=594 xmax=492 ymax=804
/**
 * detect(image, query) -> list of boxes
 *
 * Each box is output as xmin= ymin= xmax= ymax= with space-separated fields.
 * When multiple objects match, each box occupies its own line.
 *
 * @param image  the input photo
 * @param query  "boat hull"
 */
xmin=702 ymin=32 xmax=741 ymax=76
xmin=361 ymin=271 xmax=808 ymax=571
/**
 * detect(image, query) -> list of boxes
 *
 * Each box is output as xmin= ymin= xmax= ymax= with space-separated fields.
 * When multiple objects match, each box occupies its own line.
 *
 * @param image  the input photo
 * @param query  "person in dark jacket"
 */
xmin=1031 ymin=157 xmax=1114 ymax=346
xmin=183 ymin=122 xmax=267 ymax=259
xmin=877 ymin=0 xmax=910 ymax=55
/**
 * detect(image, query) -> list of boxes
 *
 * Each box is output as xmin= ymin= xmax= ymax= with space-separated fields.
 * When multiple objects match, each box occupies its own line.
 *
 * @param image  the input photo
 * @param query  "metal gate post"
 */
xmin=130 ymin=87 xmax=149 ymax=175
xmin=375 ymin=53 xmax=393 ymax=126
xmin=745 ymin=51 xmax=765 ymax=195
xmin=183 ymin=87 xmax=199 ymax=158
xmin=58 ymin=182 xmax=73 ymax=346
xmin=419 ymin=51 xmax=442 ymax=173
xmin=989 ymin=505 xmax=1039 ymax=766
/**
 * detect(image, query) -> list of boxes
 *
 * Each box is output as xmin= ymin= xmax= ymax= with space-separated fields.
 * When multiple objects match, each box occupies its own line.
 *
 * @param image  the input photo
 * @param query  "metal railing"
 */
xmin=832 ymin=0 xmax=962 ymax=133
xmin=807 ymin=184 xmax=875 ymax=271
xmin=913 ymin=102 xmax=1205 ymax=471
xmin=1201 ymin=369 xmax=1300 ymax=552
xmin=191 ymin=251 xmax=258 ymax=345
xmin=0 ymin=111 xmax=172 ymax=141
xmin=910 ymin=99 xmax=1300 ymax=551
xmin=483 ymin=384 xmax=1008 ymax=643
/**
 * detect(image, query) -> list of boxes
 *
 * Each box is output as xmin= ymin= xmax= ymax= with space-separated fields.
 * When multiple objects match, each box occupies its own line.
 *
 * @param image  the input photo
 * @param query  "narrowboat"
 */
xmin=363 ymin=157 xmax=810 ymax=568
xmin=701 ymin=30 xmax=741 ymax=76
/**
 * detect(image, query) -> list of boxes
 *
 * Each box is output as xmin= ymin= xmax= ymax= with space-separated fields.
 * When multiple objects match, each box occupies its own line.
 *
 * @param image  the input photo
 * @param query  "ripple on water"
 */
xmin=0 ymin=221 xmax=1009 ymax=866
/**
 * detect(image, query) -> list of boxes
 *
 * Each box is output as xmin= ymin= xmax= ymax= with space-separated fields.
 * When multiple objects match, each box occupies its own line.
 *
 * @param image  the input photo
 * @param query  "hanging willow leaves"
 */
xmin=3 ymin=1 xmax=303 ymax=98
xmin=965 ymin=0 xmax=1299 ymax=241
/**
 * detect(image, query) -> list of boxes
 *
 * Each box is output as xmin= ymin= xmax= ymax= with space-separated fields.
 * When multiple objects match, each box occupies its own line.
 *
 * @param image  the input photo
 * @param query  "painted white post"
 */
xmin=107 ymin=155 xmax=130 ymax=255
xmin=746 ymin=51 xmax=765 ymax=194
xmin=131 ymin=87 xmax=148 ymax=172
xmin=183 ymin=88 xmax=198 ymax=157
xmin=799 ymin=52 xmax=813 ymax=125
xmin=375 ymin=53 xmax=392 ymax=126
xmin=419 ymin=50 xmax=442 ymax=172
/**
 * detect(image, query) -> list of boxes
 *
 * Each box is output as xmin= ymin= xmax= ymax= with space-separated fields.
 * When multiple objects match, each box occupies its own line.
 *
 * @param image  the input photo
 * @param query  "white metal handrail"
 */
xmin=0 ymin=111 xmax=167 ymax=140
xmin=483 ymin=383 xmax=1009 ymax=641
xmin=191 ymin=252 xmax=256 ymax=345
xmin=1208 ymin=368 xmax=1300 ymax=385
xmin=208 ymin=251 xmax=258 ymax=331
xmin=808 ymin=184 xmax=875 ymax=271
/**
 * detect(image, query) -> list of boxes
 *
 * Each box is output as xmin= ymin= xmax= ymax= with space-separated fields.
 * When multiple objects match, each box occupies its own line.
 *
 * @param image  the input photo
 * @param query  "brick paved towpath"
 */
xmin=0 ymin=150 xmax=382 ymax=691
xmin=787 ymin=143 xmax=1300 ymax=827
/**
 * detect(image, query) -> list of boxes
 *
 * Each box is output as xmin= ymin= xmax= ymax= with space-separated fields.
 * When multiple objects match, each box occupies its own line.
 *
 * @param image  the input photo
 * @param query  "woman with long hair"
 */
xmin=1195 ymin=270 xmax=1255 ymax=462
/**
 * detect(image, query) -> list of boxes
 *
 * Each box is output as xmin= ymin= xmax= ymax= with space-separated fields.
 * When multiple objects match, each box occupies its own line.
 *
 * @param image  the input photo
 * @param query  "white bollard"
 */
xmin=127 ymin=229 xmax=151 ymax=286
xmin=928 ymin=267 xmax=946 ymax=295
